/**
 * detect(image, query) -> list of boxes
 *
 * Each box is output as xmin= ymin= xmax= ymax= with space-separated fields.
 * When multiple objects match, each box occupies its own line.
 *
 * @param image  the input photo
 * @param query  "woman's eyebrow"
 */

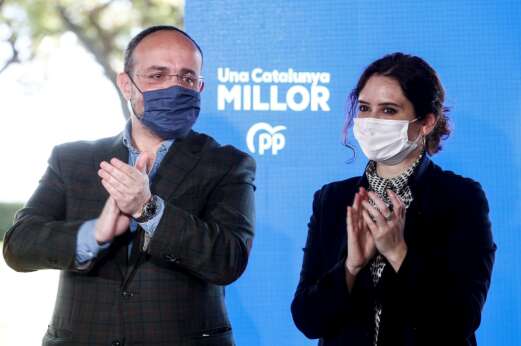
xmin=378 ymin=102 xmax=402 ymax=108
xmin=358 ymin=100 xmax=402 ymax=108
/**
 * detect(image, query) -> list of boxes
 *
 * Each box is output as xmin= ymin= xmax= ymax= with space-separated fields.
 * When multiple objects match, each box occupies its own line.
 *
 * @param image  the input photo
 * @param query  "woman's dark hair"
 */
xmin=344 ymin=52 xmax=450 ymax=155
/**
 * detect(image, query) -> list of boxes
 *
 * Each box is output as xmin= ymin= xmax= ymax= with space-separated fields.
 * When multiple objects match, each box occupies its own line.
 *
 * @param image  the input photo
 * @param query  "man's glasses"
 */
xmin=134 ymin=71 xmax=203 ymax=90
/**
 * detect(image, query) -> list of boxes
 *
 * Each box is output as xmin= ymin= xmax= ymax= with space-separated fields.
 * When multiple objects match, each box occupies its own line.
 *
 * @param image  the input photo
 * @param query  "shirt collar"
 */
xmin=122 ymin=120 xmax=174 ymax=154
xmin=365 ymin=151 xmax=426 ymax=183
xmin=122 ymin=120 xmax=135 ymax=151
xmin=366 ymin=153 xmax=422 ymax=188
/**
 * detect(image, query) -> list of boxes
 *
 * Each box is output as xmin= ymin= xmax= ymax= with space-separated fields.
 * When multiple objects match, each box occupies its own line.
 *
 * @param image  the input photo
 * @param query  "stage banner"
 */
xmin=185 ymin=1 xmax=521 ymax=345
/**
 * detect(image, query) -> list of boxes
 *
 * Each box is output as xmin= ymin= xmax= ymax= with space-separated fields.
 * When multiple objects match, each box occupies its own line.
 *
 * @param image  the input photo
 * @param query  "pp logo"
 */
xmin=246 ymin=122 xmax=286 ymax=155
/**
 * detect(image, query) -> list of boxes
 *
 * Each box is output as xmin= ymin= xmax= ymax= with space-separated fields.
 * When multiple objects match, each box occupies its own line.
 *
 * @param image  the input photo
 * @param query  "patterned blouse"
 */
xmin=365 ymin=151 xmax=424 ymax=346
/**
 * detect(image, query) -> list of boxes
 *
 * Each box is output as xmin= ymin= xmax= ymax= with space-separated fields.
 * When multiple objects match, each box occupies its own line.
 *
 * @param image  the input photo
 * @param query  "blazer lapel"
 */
xmin=150 ymin=131 xmax=205 ymax=200
xmin=404 ymin=157 xmax=436 ymax=246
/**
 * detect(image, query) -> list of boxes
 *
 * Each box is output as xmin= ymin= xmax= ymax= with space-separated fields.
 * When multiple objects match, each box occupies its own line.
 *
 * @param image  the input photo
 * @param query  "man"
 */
xmin=3 ymin=25 xmax=255 ymax=346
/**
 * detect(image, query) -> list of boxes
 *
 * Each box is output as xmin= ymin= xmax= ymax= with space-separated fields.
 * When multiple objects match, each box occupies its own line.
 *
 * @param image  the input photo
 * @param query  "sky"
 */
xmin=0 ymin=32 xmax=126 ymax=202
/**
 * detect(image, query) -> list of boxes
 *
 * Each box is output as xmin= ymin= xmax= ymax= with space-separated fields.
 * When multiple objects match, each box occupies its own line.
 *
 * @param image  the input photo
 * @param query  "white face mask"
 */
xmin=353 ymin=117 xmax=422 ymax=166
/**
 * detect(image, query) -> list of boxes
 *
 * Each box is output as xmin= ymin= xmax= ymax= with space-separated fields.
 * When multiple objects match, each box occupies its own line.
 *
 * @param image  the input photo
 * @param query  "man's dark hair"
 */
xmin=124 ymin=25 xmax=203 ymax=75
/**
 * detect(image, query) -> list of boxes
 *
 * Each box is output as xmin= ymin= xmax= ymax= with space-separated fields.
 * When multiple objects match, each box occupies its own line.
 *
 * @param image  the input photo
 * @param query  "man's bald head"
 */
xmin=124 ymin=25 xmax=203 ymax=75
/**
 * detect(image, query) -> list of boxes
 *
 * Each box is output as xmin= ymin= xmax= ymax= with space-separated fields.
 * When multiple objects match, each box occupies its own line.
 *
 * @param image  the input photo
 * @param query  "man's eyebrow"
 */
xmin=144 ymin=66 xmax=198 ymax=76
xmin=178 ymin=67 xmax=198 ymax=76
xmin=144 ymin=65 xmax=169 ymax=72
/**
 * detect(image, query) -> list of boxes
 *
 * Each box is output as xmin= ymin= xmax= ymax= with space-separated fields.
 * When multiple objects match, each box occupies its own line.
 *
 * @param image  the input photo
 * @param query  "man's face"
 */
xmin=118 ymin=30 xmax=203 ymax=118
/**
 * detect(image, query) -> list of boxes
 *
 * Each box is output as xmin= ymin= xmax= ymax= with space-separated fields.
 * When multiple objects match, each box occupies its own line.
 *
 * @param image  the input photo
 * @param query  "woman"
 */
xmin=291 ymin=53 xmax=496 ymax=346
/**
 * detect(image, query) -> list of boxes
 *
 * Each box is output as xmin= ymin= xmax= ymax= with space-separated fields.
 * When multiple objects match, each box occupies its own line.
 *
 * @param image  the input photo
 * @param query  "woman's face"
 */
xmin=357 ymin=74 xmax=421 ymax=140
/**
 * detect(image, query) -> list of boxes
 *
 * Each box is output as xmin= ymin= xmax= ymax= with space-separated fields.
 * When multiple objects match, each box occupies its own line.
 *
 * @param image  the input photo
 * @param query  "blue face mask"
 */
xmin=130 ymin=80 xmax=201 ymax=139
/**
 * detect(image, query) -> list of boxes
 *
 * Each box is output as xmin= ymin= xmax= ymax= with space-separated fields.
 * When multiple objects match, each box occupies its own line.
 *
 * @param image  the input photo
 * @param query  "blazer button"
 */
xmin=121 ymin=291 xmax=133 ymax=298
xmin=164 ymin=254 xmax=180 ymax=263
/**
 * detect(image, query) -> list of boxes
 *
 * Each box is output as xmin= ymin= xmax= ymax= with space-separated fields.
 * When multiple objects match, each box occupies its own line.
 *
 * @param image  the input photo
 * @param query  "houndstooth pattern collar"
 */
xmin=365 ymin=151 xmax=424 ymax=209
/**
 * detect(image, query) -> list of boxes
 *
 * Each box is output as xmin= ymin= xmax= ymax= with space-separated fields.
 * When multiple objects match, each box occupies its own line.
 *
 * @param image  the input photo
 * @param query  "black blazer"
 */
xmin=3 ymin=131 xmax=256 ymax=346
xmin=291 ymin=156 xmax=496 ymax=346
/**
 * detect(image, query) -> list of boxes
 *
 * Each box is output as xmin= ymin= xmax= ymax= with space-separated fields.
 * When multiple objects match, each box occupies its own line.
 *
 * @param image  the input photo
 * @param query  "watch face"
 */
xmin=145 ymin=200 xmax=157 ymax=215
xmin=136 ymin=196 xmax=157 ymax=222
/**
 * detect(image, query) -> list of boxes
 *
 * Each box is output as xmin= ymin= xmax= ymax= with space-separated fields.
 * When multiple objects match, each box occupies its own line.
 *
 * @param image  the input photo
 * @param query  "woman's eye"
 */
xmin=358 ymin=105 xmax=369 ymax=112
xmin=383 ymin=107 xmax=397 ymax=114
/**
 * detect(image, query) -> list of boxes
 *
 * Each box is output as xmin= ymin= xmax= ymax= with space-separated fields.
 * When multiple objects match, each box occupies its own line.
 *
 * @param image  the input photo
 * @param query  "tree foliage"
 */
xmin=0 ymin=0 xmax=184 ymax=120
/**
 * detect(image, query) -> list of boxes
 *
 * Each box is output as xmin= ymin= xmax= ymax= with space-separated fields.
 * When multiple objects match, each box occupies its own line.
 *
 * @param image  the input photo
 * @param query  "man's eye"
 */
xmin=148 ymin=73 xmax=163 ymax=80
xmin=182 ymin=75 xmax=196 ymax=86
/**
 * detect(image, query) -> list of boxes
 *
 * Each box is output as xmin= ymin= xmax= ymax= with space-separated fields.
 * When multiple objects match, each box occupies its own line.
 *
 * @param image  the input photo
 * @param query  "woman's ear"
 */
xmin=421 ymin=113 xmax=437 ymax=136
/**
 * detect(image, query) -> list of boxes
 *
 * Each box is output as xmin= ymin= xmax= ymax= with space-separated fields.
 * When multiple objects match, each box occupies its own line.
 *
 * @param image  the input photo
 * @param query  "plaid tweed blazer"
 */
xmin=3 ymin=130 xmax=256 ymax=346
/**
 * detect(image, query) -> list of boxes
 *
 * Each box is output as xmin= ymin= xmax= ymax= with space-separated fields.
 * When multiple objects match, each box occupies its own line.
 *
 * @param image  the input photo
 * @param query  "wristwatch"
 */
xmin=133 ymin=195 xmax=158 ymax=223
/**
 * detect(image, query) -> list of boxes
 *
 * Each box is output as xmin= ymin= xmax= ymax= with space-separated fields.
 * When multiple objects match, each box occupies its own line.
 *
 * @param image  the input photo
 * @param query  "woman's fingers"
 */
xmin=350 ymin=191 xmax=360 ymax=230
xmin=368 ymin=191 xmax=392 ymax=221
xmin=348 ymin=205 xmax=361 ymax=233
xmin=353 ymin=191 xmax=360 ymax=211
xmin=346 ymin=206 xmax=353 ymax=234
xmin=388 ymin=190 xmax=405 ymax=219
xmin=359 ymin=187 xmax=368 ymax=203
xmin=362 ymin=199 xmax=386 ymax=228
xmin=362 ymin=209 xmax=378 ymax=235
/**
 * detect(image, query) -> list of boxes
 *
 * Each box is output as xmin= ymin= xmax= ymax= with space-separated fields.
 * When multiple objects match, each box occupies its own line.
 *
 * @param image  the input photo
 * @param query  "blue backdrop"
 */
xmin=186 ymin=1 xmax=521 ymax=345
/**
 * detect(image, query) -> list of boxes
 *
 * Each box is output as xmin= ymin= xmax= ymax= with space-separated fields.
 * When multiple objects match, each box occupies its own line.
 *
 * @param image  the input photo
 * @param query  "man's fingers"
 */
xmin=106 ymin=196 xmax=118 ymax=210
xmin=110 ymin=158 xmax=137 ymax=176
xmin=96 ymin=196 xmax=131 ymax=244
xmin=99 ymin=170 xmax=128 ymax=194
xmin=97 ymin=198 xmax=117 ymax=234
xmin=135 ymin=153 xmax=149 ymax=174
xmin=115 ymin=214 xmax=130 ymax=233
xmin=100 ymin=160 xmax=136 ymax=183
xmin=105 ymin=156 xmax=148 ymax=181
xmin=98 ymin=167 xmax=132 ymax=188
xmin=101 ymin=179 xmax=125 ymax=201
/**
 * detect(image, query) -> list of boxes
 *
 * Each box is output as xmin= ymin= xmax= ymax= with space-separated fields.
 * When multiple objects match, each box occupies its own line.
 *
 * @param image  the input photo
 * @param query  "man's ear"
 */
xmin=198 ymin=80 xmax=205 ymax=93
xmin=117 ymin=72 xmax=132 ymax=100
xmin=421 ymin=113 xmax=437 ymax=136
